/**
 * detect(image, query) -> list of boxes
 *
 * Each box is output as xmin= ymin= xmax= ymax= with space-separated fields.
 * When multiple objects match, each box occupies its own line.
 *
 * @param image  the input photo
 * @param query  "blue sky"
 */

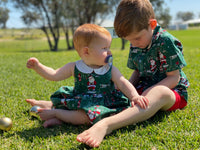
xmin=6 ymin=0 xmax=200 ymax=28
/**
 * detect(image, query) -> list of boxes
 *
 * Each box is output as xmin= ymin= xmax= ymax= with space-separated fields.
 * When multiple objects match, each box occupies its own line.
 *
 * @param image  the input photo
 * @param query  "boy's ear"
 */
xmin=149 ymin=19 xmax=157 ymax=30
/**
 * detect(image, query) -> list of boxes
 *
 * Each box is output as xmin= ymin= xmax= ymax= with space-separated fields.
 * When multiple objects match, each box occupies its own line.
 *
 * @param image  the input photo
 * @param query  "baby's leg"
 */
xmin=43 ymin=118 xmax=63 ymax=128
xmin=39 ymin=108 xmax=91 ymax=126
xmin=26 ymin=99 xmax=53 ymax=109
xmin=77 ymin=85 xmax=176 ymax=147
xmin=54 ymin=109 xmax=91 ymax=125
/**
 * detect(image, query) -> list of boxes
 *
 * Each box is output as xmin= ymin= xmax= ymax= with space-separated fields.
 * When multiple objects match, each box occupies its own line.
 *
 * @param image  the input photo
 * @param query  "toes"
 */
xmin=25 ymin=99 xmax=36 ymax=106
xmin=89 ymin=139 xmax=100 ymax=148
xmin=77 ymin=130 xmax=101 ymax=148
xmin=84 ymin=137 xmax=100 ymax=148
xmin=76 ymin=136 xmax=83 ymax=142
xmin=77 ymin=131 xmax=89 ymax=143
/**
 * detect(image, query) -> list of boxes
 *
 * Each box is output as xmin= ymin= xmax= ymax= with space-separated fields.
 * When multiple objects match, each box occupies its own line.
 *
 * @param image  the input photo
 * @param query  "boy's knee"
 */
xmin=143 ymin=85 xmax=174 ymax=100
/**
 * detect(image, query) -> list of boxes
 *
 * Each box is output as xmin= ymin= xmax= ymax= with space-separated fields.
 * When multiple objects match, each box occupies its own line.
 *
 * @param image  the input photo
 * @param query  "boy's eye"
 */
xmin=135 ymin=37 xmax=141 ymax=41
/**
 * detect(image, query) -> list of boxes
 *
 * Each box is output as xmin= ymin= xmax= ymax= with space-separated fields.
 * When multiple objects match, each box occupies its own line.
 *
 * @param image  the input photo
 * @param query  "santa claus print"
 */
xmin=78 ymin=73 xmax=82 ymax=81
xmin=159 ymin=51 xmax=167 ymax=65
xmin=150 ymin=58 xmax=156 ymax=72
xmin=87 ymin=75 xmax=96 ymax=92
xmin=87 ymin=108 xmax=101 ymax=122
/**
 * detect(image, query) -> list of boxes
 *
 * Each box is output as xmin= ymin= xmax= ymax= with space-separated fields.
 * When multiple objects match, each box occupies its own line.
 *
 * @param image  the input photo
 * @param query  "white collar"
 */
xmin=75 ymin=60 xmax=111 ymax=75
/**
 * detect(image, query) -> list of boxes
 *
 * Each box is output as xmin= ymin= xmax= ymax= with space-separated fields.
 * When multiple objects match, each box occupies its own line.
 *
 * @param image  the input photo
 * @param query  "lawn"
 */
xmin=0 ymin=28 xmax=200 ymax=149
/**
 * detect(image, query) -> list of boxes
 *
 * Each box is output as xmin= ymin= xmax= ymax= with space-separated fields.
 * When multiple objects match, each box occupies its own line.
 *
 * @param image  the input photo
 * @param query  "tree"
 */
xmin=0 ymin=0 xmax=9 ymax=29
xmin=0 ymin=7 xmax=9 ymax=28
xmin=176 ymin=11 xmax=194 ymax=21
xmin=60 ymin=0 xmax=119 ymax=50
xmin=10 ymin=0 xmax=119 ymax=51
xmin=11 ymin=0 xmax=67 ymax=51
xmin=151 ymin=0 xmax=171 ymax=28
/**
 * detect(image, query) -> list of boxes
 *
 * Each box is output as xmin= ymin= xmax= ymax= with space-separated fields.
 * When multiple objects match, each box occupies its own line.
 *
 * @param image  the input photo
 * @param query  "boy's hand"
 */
xmin=27 ymin=57 xmax=39 ymax=69
xmin=131 ymin=96 xmax=149 ymax=109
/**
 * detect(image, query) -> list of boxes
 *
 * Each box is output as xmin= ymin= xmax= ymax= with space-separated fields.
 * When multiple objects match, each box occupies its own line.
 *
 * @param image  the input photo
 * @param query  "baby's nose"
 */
xmin=107 ymin=50 xmax=112 ymax=55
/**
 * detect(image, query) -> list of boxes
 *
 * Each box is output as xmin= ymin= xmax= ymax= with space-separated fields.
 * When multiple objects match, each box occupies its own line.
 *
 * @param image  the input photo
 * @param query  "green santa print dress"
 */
xmin=51 ymin=60 xmax=131 ymax=124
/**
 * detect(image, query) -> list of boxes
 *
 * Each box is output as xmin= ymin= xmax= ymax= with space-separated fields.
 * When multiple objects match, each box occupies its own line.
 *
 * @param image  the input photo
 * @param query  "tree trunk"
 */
xmin=62 ymin=26 xmax=72 ymax=50
xmin=121 ymin=38 xmax=127 ymax=50
xmin=41 ymin=1 xmax=59 ymax=51
xmin=41 ymin=26 xmax=53 ymax=51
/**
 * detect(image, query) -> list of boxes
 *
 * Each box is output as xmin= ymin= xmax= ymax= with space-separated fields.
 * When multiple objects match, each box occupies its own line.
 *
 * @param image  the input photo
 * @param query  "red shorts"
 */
xmin=167 ymin=90 xmax=187 ymax=111
xmin=137 ymin=87 xmax=187 ymax=111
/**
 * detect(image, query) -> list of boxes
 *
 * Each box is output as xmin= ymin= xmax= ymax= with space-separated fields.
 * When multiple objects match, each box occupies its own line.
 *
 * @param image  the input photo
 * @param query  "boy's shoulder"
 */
xmin=152 ymin=26 xmax=183 ymax=53
xmin=154 ymin=26 xmax=178 ymax=42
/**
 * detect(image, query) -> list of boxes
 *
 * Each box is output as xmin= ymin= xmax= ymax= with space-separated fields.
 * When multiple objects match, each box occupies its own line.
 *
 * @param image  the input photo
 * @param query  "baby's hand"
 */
xmin=27 ymin=57 xmax=39 ymax=69
xmin=131 ymin=96 xmax=149 ymax=109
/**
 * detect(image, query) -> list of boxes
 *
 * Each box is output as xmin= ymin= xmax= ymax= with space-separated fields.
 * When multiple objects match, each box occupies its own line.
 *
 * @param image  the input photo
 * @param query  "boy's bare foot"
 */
xmin=26 ymin=99 xmax=53 ymax=109
xmin=43 ymin=118 xmax=63 ymax=128
xmin=77 ymin=121 xmax=111 ymax=148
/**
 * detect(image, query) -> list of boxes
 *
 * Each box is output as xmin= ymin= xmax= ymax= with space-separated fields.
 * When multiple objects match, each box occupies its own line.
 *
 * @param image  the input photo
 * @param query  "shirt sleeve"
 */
xmin=159 ymin=35 xmax=187 ymax=72
xmin=127 ymin=47 xmax=138 ymax=70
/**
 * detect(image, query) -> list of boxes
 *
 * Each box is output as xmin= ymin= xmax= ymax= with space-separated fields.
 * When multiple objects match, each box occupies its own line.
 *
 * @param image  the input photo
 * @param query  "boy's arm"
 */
xmin=27 ymin=57 xmax=75 ymax=81
xmin=151 ymin=70 xmax=180 ymax=89
xmin=111 ymin=66 xmax=148 ymax=108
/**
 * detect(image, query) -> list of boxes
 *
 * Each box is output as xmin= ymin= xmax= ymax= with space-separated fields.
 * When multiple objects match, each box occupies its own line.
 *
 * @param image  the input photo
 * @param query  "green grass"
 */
xmin=0 ymin=28 xmax=200 ymax=149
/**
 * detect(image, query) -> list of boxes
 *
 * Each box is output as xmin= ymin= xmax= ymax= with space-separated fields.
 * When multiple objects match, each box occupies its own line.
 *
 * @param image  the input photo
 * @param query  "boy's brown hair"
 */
xmin=73 ymin=24 xmax=111 ymax=52
xmin=114 ymin=0 xmax=155 ymax=38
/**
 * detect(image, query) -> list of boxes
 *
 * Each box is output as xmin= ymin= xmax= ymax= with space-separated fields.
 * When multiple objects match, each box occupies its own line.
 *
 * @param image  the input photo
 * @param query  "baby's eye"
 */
xmin=102 ymin=47 xmax=108 ymax=50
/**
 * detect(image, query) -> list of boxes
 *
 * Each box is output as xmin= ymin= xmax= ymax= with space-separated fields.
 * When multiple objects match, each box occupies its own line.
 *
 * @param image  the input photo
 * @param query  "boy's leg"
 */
xmin=26 ymin=99 xmax=53 ymax=109
xmin=77 ymin=85 xmax=176 ymax=147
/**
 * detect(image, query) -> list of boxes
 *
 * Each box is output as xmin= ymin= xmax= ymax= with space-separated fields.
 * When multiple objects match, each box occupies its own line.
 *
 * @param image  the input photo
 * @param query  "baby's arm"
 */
xmin=27 ymin=57 xmax=75 ymax=81
xmin=129 ymin=70 xmax=140 ymax=86
xmin=111 ymin=66 xmax=149 ymax=109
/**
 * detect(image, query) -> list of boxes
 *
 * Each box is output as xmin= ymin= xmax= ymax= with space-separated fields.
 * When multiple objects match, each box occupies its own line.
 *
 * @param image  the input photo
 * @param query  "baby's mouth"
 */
xmin=105 ymin=55 xmax=113 ymax=63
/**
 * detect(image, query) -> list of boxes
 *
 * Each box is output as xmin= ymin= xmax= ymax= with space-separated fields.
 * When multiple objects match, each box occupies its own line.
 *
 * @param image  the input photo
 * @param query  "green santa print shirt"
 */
xmin=127 ymin=25 xmax=189 ymax=101
xmin=50 ymin=60 xmax=131 ymax=124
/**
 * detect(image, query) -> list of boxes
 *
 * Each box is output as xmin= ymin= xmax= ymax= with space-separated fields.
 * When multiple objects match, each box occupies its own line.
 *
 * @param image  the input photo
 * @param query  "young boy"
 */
xmin=77 ymin=0 xmax=189 ymax=147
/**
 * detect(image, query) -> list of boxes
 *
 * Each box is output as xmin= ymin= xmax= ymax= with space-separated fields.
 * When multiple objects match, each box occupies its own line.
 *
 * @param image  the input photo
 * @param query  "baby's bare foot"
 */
xmin=77 ymin=121 xmax=110 ymax=147
xmin=26 ymin=99 xmax=53 ymax=109
xmin=43 ymin=118 xmax=62 ymax=128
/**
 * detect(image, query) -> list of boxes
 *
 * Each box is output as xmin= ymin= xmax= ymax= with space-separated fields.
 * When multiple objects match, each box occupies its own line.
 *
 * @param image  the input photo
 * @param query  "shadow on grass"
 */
xmin=4 ymin=110 xmax=90 ymax=142
xmin=12 ymin=122 xmax=89 ymax=142
xmin=108 ymin=110 xmax=172 ymax=137
xmin=1 ymin=111 xmax=172 ymax=149
xmin=2 ymin=114 xmax=93 ymax=149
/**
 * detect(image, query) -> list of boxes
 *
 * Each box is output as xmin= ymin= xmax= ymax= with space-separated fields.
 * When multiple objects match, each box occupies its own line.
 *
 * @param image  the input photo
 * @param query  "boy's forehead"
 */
xmin=125 ymin=29 xmax=147 ymax=39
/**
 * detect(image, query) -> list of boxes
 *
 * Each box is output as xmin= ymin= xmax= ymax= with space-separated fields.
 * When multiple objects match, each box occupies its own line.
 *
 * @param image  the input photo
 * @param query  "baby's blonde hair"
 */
xmin=73 ymin=24 xmax=111 ymax=53
xmin=114 ymin=0 xmax=155 ymax=38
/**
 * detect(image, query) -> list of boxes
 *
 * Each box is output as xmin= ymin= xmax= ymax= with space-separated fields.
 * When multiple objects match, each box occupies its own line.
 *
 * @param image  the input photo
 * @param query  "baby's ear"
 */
xmin=82 ymin=47 xmax=89 ymax=56
xmin=149 ymin=19 xmax=157 ymax=30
